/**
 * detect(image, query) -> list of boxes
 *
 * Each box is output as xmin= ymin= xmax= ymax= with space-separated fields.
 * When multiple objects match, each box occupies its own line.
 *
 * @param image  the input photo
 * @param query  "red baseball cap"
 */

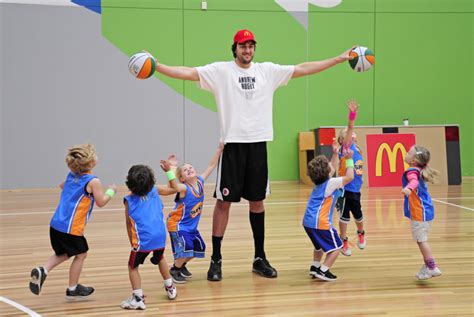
xmin=233 ymin=29 xmax=257 ymax=44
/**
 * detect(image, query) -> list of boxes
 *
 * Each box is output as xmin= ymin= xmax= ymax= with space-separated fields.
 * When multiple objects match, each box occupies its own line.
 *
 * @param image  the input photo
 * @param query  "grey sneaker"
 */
xmin=180 ymin=264 xmax=192 ymax=278
xmin=170 ymin=267 xmax=187 ymax=284
xmin=65 ymin=284 xmax=94 ymax=300
xmin=29 ymin=266 xmax=47 ymax=295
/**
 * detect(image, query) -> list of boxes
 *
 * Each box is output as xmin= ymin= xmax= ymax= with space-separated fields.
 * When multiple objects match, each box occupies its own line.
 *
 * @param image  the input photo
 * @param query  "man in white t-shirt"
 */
xmin=155 ymin=29 xmax=354 ymax=281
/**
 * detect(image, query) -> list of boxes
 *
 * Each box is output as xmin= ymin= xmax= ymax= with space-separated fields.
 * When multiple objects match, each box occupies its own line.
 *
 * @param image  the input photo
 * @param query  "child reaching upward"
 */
xmin=121 ymin=161 xmax=179 ymax=310
xmin=29 ymin=143 xmax=116 ymax=299
xmin=402 ymin=145 xmax=442 ymax=280
xmin=336 ymin=99 xmax=366 ymax=256
xmin=303 ymin=148 xmax=355 ymax=282
xmin=167 ymin=144 xmax=224 ymax=283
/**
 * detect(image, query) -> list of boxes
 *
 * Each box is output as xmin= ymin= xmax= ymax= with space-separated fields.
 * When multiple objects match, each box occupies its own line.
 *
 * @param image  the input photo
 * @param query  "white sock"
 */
xmin=68 ymin=285 xmax=77 ymax=291
xmin=133 ymin=289 xmax=143 ymax=297
xmin=312 ymin=261 xmax=321 ymax=268
xmin=164 ymin=278 xmax=173 ymax=287
xmin=320 ymin=265 xmax=329 ymax=272
xmin=43 ymin=267 xmax=49 ymax=275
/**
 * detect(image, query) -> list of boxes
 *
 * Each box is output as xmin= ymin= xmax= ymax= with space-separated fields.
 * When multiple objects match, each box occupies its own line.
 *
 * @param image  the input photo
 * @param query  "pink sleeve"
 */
xmin=405 ymin=170 xmax=420 ymax=190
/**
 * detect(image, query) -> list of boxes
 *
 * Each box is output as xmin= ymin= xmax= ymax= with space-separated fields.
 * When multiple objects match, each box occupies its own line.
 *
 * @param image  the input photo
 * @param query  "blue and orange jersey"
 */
xmin=303 ymin=179 xmax=342 ymax=230
xmin=339 ymin=142 xmax=364 ymax=192
xmin=402 ymin=167 xmax=434 ymax=221
xmin=50 ymin=172 xmax=96 ymax=236
xmin=167 ymin=176 xmax=205 ymax=233
xmin=124 ymin=187 xmax=166 ymax=251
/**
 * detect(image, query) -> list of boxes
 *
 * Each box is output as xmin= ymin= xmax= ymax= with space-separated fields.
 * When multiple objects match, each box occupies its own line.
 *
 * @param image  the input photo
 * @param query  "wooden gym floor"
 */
xmin=1 ymin=179 xmax=473 ymax=316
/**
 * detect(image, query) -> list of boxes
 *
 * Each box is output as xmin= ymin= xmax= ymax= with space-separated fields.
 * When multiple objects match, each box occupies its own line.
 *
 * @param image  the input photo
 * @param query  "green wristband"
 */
xmin=166 ymin=170 xmax=176 ymax=181
xmin=105 ymin=188 xmax=115 ymax=198
xmin=345 ymin=159 xmax=354 ymax=168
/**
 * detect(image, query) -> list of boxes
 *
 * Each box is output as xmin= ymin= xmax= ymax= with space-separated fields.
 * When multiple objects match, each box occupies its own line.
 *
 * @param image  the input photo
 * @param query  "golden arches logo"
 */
xmin=375 ymin=143 xmax=409 ymax=176
xmin=244 ymin=31 xmax=251 ymax=37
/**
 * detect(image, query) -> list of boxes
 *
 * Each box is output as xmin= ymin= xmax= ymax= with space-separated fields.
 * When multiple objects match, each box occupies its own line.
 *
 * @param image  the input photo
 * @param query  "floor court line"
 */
xmin=0 ymin=296 xmax=41 ymax=317
xmin=432 ymin=198 xmax=474 ymax=211
xmin=1 ymin=196 xmax=473 ymax=216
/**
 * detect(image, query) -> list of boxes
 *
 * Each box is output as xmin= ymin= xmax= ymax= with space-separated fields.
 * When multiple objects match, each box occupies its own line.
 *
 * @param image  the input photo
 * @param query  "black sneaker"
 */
xmin=65 ymin=284 xmax=94 ymax=300
xmin=180 ymin=264 xmax=192 ymax=278
xmin=252 ymin=257 xmax=277 ymax=278
xmin=315 ymin=269 xmax=337 ymax=282
xmin=207 ymin=259 xmax=222 ymax=281
xmin=29 ymin=266 xmax=47 ymax=295
xmin=309 ymin=265 xmax=321 ymax=278
xmin=170 ymin=267 xmax=187 ymax=284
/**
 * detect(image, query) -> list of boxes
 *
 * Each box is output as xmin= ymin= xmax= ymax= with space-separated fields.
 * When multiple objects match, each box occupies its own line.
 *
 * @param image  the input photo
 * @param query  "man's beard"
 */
xmin=238 ymin=54 xmax=253 ymax=64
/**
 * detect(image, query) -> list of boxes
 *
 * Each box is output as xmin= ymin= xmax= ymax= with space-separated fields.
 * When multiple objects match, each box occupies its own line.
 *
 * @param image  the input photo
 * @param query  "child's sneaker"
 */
xmin=429 ymin=266 xmax=442 ymax=277
xmin=315 ymin=269 xmax=337 ymax=282
xmin=357 ymin=230 xmax=366 ymax=249
xmin=416 ymin=265 xmax=432 ymax=280
xmin=180 ymin=264 xmax=192 ymax=278
xmin=165 ymin=282 xmax=177 ymax=300
xmin=170 ymin=267 xmax=187 ymax=284
xmin=309 ymin=265 xmax=321 ymax=278
xmin=29 ymin=266 xmax=47 ymax=295
xmin=121 ymin=294 xmax=146 ymax=310
xmin=65 ymin=284 xmax=94 ymax=300
xmin=341 ymin=238 xmax=352 ymax=256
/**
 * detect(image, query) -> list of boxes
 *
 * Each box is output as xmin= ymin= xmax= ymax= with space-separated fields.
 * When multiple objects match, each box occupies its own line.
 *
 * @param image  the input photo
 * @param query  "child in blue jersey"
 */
xmin=336 ymin=99 xmax=366 ymax=256
xmin=121 ymin=161 xmax=180 ymax=310
xmin=303 ymin=146 xmax=355 ymax=282
xmin=29 ymin=143 xmax=117 ymax=299
xmin=167 ymin=144 xmax=224 ymax=283
xmin=402 ymin=145 xmax=442 ymax=280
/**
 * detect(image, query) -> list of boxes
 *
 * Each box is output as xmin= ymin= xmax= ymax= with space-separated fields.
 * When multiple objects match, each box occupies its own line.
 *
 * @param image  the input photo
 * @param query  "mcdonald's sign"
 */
xmin=366 ymin=134 xmax=416 ymax=187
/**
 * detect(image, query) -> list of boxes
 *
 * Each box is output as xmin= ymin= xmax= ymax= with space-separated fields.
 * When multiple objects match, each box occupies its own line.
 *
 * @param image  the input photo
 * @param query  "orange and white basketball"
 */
xmin=128 ymin=52 xmax=156 ymax=79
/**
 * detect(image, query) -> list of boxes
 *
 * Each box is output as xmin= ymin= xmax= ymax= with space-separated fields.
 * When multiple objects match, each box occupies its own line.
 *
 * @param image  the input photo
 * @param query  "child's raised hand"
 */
xmin=344 ymin=149 xmax=354 ymax=160
xmin=160 ymin=160 xmax=171 ymax=172
xmin=401 ymin=187 xmax=412 ymax=197
xmin=347 ymin=99 xmax=359 ymax=113
xmin=168 ymin=155 xmax=178 ymax=167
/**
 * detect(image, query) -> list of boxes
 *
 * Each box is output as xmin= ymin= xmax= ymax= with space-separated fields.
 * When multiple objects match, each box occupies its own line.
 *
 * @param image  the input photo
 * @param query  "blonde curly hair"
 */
xmin=65 ymin=143 xmax=97 ymax=174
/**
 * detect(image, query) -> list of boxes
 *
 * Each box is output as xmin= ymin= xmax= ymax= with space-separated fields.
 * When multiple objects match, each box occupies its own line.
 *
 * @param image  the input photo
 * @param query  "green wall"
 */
xmin=102 ymin=0 xmax=473 ymax=179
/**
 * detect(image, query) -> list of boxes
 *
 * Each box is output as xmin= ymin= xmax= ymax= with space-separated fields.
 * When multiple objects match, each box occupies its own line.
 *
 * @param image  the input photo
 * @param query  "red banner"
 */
xmin=366 ymin=134 xmax=416 ymax=187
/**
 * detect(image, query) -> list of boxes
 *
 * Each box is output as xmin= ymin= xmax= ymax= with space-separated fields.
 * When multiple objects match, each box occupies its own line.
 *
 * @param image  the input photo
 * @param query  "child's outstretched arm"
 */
xmin=157 ymin=159 xmax=182 ymax=196
xmin=343 ymin=99 xmax=359 ymax=149
xmin=88 ymin=179 xmax=117 ymax=207
xmin=341 ymin=150 xmax=355 ymax=186
xmin=329 ymin=139 xmax=339 ymax=177
xmin=200 ymin=143 xmax=225 ymax=181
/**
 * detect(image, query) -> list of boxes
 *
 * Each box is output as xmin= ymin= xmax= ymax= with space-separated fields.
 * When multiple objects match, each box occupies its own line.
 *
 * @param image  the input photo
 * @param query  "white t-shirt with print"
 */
xmin=196 ymin=61 xmax=294 ymax=143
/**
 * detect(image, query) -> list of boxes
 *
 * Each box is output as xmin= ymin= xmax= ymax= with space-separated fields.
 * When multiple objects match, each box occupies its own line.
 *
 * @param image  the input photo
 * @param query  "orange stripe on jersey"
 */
xmin=70 ymin=196 xmax=92 ymax=236
xmin=339 ymin=157 xmax=347 ymax=176
xmin=167 ymin=204 xmax=184 ymax=232
xmin=129 ymin=217 xmax=139 ymax=249
xmin=317 ymin=197 xmax=333 ymax=230
xmin=409 ymin=190 xmax=424 ymax=221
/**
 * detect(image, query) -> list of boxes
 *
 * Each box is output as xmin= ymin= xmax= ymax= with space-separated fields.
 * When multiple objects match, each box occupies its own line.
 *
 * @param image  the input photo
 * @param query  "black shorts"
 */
xmin=50 ymin=227 xmax=89 ymax=257
xmin=214 ymin=142 xmax=269 ymax=202
xmin=336 ymin=190 xmax=364 ymax=223
xmin=128 ymin=248 xmax=165 ymax=269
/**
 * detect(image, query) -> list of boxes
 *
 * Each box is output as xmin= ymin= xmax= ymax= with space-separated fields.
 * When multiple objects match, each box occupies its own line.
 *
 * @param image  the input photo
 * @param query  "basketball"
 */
xmin=128 ymin=52 xmax=156 ymax=79
xmin=349 ymin=46 xmax=375 ymax=72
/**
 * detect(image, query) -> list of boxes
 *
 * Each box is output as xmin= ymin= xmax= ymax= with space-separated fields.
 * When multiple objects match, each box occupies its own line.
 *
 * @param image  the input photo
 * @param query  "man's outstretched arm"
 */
xmin=155 ymin=62 xmax=199 ymax=81
xmin=292 ymin=46 xmax=355 ymax=79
